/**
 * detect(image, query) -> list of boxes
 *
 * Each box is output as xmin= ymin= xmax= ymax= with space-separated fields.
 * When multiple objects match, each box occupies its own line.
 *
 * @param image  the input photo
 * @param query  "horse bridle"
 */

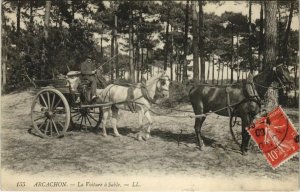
xmin=156 ymin=76 xmax=170 ymax=93
xmin=273 ymin=64 xmax=292 ymax=90
xmin=140 ymin=75 xmax=170 ymax=103
xmin=254 ymin=64 xmax=289 ymax=90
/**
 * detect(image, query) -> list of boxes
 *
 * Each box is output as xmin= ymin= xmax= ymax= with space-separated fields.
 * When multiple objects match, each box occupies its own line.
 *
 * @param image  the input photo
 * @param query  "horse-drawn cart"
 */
xmin=30 ymin=71 xmax=104 ymax=138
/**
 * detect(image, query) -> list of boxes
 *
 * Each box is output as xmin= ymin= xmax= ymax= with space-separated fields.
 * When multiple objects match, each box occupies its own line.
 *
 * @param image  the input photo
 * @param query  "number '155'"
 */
xmin=17 ymin=182 xmax=25 ymax=187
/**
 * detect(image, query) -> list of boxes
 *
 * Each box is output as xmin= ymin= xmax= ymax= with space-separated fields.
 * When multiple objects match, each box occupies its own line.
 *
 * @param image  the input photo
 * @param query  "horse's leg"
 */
xmin=111 ymin=105 xmax=121 ymax=137
xmin=194 ymin=116 xmax=206 ymax=150
xmin=241 ymin=115 xmax=251 ymax=155
xmin=143 ymin=110 xmax=153 ymax=140
xmin=94 ymin=107 xmax=103 ymax=133
xmin=245 ymin=113 xmax=256 ymax=152
xmin=137 ymin=107 xmax=144 ymax=141
xmin=192 ymin=101 xmax=207 ymax=150
xmin=101 ymin=108 xmax=109 ymax=137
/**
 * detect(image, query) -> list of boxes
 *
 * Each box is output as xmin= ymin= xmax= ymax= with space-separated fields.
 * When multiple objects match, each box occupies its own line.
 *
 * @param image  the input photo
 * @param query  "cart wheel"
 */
xmin=31 ymin=88 xmax=70 ymax=138
xmin=70 ymin=107 xmax=102 ymax=131
xmin=229 ymin=115 xmax=242 ymax=146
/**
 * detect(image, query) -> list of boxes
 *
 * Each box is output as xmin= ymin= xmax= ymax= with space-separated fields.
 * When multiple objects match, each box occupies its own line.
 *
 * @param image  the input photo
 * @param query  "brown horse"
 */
xmin=189 ymin=66 xmax=294 ymax=155
xmin=95 ymin=72 xmax=170 ymax=140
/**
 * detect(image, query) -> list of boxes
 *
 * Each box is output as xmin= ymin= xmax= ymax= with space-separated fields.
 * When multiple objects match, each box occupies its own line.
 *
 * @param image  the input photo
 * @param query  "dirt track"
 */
xmin=1 ymin=89 xmax=299 ymax=189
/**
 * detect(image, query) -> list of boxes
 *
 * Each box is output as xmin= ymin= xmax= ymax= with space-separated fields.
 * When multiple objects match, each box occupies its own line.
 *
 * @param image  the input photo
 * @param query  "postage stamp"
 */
xmin=247 ymin=106 xmax=300 ymax=168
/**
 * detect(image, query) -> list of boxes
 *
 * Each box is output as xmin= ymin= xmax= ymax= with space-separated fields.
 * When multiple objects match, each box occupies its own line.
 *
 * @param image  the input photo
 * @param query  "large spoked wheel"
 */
xmin=229 ymin=114 xmax=242 ymax=146
xmin=31 ymin=88 xmax=71 ymax=138
xmin=70 ymin=107 xmax=102 ymax=131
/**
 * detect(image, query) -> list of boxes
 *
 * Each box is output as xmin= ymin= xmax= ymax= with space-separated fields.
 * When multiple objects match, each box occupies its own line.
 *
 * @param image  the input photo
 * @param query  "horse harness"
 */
xmin=125 ymin=77 xmax=168 ymax=113
xmin=113 ymin=82 xmax=153 ymax=113
xmin=225 ymin=81 xmax=262 ymax=117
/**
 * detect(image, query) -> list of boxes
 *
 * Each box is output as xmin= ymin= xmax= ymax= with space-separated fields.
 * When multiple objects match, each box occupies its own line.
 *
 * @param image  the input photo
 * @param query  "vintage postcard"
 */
xmin=1 ymin=0 xmax=299 ymax=191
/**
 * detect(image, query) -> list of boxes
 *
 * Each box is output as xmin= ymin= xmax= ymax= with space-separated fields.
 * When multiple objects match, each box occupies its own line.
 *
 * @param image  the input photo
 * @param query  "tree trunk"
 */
xmin=236 ymin=31 xmax=240 ymax=82
xmin=30 ymin=0 xmax=34 ymax=23
xmin=2 ymin=53 xmax=7 ymax=90
xmin=146 ymin=49 xmax=149 ymax=80
xmin=71 ymin=1 xmax=75 ymax=20
xmin=183 ymin=0 xmax=189 ymax=82
xmin=42 ymin=1 xmax=51 ymax=78
xmin=264 ymin=0 xmax=277 ymax=70
xmin=198 ymin=0 xmax=205 ymax=82
xmin=179 ymin=60 xmax=182 ymax=82
xmin=192 ymin=0 xmax=199 ymax=81
xmin=221 ymin=62 xmax=224 ymax=85
xmin=277 ymin=5 xmax=282 ymax=62
xmin=111 ymin=34 xmax=115 ymax=81
xmin=231 ymin=26 xmax=234 ymax=83
xmin=283 ymin=1 xmax=294 ymax=65
xmin=29 ymin=0 xmax=34 ymax=32
xmin=100 ymin=37 xmax=103 ymax=63
xmin=136 ymin=39 xmax=140 ymax=82
xmin=212 ymin=55 xmax=215 ymax=84
xmin=170 ymin=27 xmax=174 ymax=81
xmin=141 ymin=48 xmax=144 ymax=81
xmin=2 ymin=27 xmax=7 ymax=91
xmin=248 ymin=0 xmax=253 ymax=73
xmin=294 ymin=65 xmax=298 ymax=106
xmin=136 ymin=14 xmax=142 ymax=82
xmin=44 ymin=1 xmax=51 ymax=40
xmin=115 ymin=15 xmax=119 ymax=79
xmin=258 ymin=0 xmax=264 ymax=71
xmin=264 ymin=0 xmax=278 ymax=107
xmin=217 ymin=62 xmax=221 ymax=85
xmin=2 ymin=9 xmax=7 ymax=91
xmin=206 ymin=54 xmax=210 ymax=83
xmin=227 ymin=62 xmax=229 ymax=83
xmin=16 ymin=0 xmax=21 ymax=36
xmin=164 ymin=9 xmax=170 ymax=71
xmin=129 ymin=11 xmax=135 ymax=83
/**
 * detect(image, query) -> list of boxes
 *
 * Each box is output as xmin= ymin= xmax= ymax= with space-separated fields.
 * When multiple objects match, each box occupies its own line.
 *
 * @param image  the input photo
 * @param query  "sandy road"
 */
xmin=1 ymin=90 xmax=299 ymax=190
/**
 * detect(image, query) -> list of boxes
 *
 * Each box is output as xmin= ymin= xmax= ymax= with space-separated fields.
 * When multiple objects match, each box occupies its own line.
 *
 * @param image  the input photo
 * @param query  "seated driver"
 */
xmin=80 ymin=54 xmax=98 ymax=102
xmin=245 ymin=73 xmax=257 ymax=97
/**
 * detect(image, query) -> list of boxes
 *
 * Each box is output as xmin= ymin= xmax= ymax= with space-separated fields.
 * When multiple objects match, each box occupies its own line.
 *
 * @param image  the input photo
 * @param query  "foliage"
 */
xmin=161 ymin=81 xmax=191 ymax=108
xmin=1 ymin=0 xmax=299 ymax=97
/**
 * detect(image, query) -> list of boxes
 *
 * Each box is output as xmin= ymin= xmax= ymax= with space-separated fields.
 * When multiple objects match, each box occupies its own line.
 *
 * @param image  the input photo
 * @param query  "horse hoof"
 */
xmin=102 ymin=133 xmax=107 ymax=137
xmin=114 ymin=133 xmax=121 ymax=137
xmin=142 ymin=134 xmax=151 ymax=141
xmin=242 ymin=151 xmax=248 ymax=156
xmin=137 ymin=134 xmax=143 ymax=141
xmin=200 ymin=145 xmax=210 ymax=152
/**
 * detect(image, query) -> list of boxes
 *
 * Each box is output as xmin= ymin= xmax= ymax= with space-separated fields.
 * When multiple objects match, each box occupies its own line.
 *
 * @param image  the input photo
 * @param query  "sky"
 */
xmin=205 ymin=1 xmax=299 ymax=30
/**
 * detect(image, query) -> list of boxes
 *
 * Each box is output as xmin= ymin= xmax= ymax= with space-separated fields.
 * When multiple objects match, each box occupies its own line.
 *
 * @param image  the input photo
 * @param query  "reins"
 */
xmin=134 ymin=95 xmax=261 ymax=119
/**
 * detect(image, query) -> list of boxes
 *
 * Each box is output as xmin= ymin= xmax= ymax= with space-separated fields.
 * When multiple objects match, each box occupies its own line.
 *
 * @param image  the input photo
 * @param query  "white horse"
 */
xmin=95 ymin=72 xmax=170 ymax=140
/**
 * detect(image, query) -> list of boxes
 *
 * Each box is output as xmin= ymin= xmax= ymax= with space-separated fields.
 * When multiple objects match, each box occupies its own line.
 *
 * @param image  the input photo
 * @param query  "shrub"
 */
xmin=160 ymin=81 xmax=192 ymax=108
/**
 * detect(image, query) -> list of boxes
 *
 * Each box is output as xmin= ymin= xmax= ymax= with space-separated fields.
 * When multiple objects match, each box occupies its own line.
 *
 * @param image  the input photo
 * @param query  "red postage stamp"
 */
xmin=247 ymin=106 xmax=299 ymax=169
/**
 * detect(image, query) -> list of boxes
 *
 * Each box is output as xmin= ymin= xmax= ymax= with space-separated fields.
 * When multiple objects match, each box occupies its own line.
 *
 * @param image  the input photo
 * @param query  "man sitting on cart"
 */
xmin=80 ymin=53 xmax=98 ymax=103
